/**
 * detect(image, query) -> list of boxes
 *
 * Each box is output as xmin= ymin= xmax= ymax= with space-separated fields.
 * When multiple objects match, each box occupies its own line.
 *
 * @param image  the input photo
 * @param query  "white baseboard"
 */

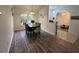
xmin=42 ymin=29 xmax=55 ymax=35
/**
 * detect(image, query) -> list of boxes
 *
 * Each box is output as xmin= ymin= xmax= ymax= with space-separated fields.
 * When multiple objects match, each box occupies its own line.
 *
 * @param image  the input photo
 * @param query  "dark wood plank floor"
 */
xmin=9 ymin=30 xmax=79 ymax=53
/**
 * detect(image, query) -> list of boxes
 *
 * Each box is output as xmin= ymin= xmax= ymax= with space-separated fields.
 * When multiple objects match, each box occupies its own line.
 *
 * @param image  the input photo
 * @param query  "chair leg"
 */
xmin=33 ymin=31 xmax=34 ymax=35
xmin=37 ymin=31 xmax=40 ymax=35
xmin=26 ymin=31 xmax=27 ymax=34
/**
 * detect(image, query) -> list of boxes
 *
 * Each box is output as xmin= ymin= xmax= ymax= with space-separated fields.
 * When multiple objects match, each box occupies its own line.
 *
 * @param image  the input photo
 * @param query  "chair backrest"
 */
xmin=25 ymin=24 xmax=29 ymax=28
xmin=25 ymin=24 xmax=30 ymax=30
xmin=36 ymin=22 xmax=40 ymax=27
xmin=34 ymin=23 xmax=41 ymax=32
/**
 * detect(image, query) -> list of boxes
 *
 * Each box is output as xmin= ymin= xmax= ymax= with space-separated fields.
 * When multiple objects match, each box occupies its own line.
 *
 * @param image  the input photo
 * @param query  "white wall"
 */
xmin=37 ymin=5 xmax=79 ymax=37
xmin=0 ymin=6 xmax=13 ymax=52
xmin=38 ymin=6 xmax=55 ymax=35
xmin=49 ymin=5 xmax=79 ymax=16
xmin=54 ymin=5 xmax=79 ymax=38
xmin=69 ymin=20 xmax=79 ymax=37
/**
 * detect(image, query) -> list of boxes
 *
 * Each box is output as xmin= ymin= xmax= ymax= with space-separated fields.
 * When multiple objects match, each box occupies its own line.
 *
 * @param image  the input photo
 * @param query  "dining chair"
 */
xmin=25 ymin=23 xmax=34 ymax=35
xmin=34 ymin=23 xmax=41 ymax=35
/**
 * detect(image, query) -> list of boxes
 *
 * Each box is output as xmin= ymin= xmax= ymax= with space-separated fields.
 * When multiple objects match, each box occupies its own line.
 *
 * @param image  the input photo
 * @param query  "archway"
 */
xmin=56 ymin=10 xmax=71 ymax=27
xmin=55 ymin=10 xmax=71 ymax=40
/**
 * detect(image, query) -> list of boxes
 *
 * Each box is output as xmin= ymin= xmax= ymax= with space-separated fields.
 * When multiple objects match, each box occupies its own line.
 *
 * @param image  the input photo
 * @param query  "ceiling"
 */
xmin=13 ymin=5 xmax=46 ymax=13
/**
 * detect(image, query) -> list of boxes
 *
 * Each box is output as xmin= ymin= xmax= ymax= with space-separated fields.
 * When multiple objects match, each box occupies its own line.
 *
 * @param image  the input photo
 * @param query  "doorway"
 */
xmin=55 ymin=10 xmax=72 ymax=42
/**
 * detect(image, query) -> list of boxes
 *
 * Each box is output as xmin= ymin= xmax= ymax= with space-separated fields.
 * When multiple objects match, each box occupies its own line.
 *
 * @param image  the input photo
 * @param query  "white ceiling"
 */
xmin=13 ymin=5 xmax=46 ymax=13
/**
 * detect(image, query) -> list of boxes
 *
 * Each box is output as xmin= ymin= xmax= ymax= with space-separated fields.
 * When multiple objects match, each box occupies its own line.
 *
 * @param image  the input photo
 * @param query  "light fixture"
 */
xmin=30 ymin=6 xmax=35 ymax=15
xmin=61 ymin=12 xmax=66 ymax=16
xmin=30 ymin=11 xmax=35 ymax=15
xmin=0 ymin=12 xmax=2 ymax=15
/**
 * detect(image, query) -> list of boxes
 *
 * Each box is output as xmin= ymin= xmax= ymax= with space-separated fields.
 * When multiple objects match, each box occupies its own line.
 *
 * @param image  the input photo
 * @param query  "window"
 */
xmin=20 ymin=13 xmax=33 ymax=23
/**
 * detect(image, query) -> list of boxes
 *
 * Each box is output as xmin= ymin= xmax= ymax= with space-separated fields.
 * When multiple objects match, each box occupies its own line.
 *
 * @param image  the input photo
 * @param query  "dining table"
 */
xmin=27 ymin=23 xmax=40 ymax=28
xmin=25 ymin=22 xmax=41 ymax=34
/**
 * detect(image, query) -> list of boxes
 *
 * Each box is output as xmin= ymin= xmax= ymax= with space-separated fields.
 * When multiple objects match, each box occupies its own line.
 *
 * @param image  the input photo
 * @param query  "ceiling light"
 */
xmin=30 ymin=6 xmax=35 ymax=15
xmin=61 ymin=12 xmax=66 ymax=16
xmin=30 ymin=11 xmax=35 ymax=15
xmin=0 ymin=12 xmax=2 ymax=15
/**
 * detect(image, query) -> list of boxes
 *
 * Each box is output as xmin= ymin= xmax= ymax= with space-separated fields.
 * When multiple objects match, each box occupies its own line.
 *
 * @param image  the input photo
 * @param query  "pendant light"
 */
xmin=30 ymin=6 xmax=35 ymax=15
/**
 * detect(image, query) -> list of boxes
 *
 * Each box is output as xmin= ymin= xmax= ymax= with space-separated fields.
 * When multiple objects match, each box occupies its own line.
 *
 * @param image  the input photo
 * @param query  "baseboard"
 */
xmin=42 ymin=29 xmax=55 ymax=36
xmin=7 ymin=32 xmax=14 ymax=53
xmin=14 ymin=29 xmax=25 ymax=32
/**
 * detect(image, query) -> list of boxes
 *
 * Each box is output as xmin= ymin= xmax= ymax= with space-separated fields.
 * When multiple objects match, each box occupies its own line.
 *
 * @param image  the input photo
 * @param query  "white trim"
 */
xmin=7 ymin=32 xmax=14 ymax=53
xmin=42 ymin=29 xmax=55 ymax=35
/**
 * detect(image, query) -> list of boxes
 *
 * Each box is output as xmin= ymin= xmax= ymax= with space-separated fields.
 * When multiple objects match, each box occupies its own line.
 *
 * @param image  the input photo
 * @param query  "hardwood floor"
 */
xmin=9 ymin=30 xmax=79 ymax=53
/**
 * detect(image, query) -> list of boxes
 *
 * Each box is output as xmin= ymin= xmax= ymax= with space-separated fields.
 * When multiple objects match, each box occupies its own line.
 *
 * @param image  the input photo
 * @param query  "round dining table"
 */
xmin=25 ymin=22 xmax=41 ymax=34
